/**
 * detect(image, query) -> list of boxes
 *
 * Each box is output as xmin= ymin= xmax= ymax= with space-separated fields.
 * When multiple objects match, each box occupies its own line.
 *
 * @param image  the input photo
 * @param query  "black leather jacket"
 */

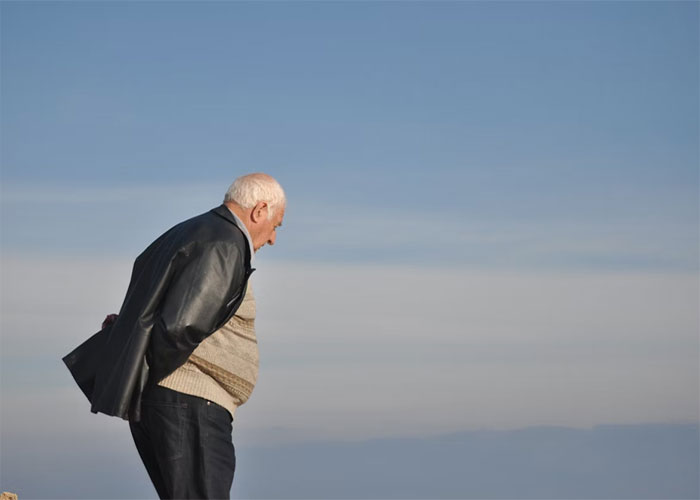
xmin=63 ymin=205 xmax=253 ymax=421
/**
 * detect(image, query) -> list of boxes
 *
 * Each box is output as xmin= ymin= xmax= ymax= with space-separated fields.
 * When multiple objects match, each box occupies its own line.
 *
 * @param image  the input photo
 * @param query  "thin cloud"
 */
xmin=5 ymin=182 xmax=695 ymax=271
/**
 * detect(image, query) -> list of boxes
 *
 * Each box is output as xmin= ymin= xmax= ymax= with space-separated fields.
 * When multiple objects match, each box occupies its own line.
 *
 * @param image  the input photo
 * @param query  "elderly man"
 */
xmin=63 ymin=173 xmax=286 ymax=499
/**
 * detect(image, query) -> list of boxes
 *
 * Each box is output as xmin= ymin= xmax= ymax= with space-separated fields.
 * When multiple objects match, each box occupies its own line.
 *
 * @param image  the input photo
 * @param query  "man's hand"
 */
xmin=102 ymin=314 xmax=119 ymax=329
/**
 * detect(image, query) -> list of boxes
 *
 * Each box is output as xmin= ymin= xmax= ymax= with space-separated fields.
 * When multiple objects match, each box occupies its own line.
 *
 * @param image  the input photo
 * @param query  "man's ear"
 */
xmin=251 ymin=201 xmax=268 ymax=223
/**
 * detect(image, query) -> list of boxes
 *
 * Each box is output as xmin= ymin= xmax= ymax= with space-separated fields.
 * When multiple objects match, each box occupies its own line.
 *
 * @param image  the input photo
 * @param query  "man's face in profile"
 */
xmin=253 ymin=205 xmax=285 ymax=252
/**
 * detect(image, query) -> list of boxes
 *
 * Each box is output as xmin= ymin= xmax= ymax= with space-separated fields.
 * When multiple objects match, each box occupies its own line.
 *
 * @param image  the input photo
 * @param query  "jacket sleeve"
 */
xmin=148 ymin=239 xmax=247 ymax=381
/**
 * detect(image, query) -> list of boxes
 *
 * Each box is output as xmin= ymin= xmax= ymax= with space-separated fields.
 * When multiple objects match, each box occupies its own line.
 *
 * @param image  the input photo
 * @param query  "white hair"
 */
xmin=224 ymin=173 xmax=286 ymax=218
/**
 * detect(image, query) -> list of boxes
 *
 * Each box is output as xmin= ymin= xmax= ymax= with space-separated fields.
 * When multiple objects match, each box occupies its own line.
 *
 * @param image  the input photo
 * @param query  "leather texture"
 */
xmin=63 ymin=205 xmax=253 ymax=421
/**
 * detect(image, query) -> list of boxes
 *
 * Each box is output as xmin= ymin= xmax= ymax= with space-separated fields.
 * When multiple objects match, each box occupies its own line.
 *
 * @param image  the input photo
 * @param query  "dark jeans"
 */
xmin=129 ymin=385 xmax=235 ymax=499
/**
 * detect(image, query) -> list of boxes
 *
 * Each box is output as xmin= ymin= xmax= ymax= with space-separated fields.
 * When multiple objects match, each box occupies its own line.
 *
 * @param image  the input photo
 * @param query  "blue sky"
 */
xmin=1 ymin=1 xmax=698 ymax=498
xmin=2 ymin=1 xmax=698 ymax=270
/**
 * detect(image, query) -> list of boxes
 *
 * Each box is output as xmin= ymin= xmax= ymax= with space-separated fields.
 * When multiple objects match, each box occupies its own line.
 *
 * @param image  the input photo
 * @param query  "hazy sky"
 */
xmin=1 ymin=1 xmax=698 ymax=494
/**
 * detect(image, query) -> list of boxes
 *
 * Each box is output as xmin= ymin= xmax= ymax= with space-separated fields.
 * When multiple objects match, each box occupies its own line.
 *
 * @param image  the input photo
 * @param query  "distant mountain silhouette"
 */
xmin=2 ymin=423 xmax=697 ymax=498
xmin=234 ymin=423 xmax=699 ymax=499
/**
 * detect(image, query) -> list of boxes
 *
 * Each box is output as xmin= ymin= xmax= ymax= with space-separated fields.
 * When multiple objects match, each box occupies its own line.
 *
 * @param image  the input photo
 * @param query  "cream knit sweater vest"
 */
xmin=157 ymin=282 xmax=258 ymax=418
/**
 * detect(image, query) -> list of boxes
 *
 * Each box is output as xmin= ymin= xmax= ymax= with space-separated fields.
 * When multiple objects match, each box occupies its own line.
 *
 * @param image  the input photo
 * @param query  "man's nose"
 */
xmin=268 ymin=233 xmax=276 ymax=245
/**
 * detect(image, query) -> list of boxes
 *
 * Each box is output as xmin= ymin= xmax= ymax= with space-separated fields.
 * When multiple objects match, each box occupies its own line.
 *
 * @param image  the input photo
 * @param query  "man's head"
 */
xmin=224 ymin=173 xmax=286 ymax=252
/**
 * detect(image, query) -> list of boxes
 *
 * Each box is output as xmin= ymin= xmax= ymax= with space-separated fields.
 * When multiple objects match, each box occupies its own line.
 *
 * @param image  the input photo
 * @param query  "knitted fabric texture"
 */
xmin=157 ymin=282 xmax=258 ymax=418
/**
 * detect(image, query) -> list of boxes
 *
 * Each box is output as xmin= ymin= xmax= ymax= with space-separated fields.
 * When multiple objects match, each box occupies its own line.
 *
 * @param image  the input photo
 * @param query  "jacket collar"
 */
xmin=211 ymin=204 xmax=237 ymax=224
xmin=211 ymin=204 xmax=255 ymax=266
